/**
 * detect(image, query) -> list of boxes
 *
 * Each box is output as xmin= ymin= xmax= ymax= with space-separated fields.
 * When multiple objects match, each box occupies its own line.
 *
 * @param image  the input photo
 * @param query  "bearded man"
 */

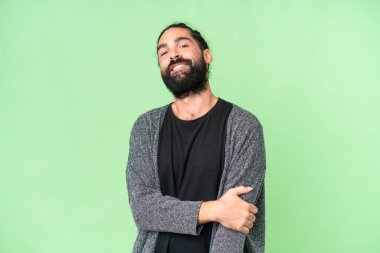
xmin=126 ymin=23 xmax=266 ymax=253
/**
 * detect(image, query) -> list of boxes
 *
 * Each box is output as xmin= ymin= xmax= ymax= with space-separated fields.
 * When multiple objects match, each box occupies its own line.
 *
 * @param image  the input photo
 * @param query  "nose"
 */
xmin=169 ymin=48 xmax=180 ymax=60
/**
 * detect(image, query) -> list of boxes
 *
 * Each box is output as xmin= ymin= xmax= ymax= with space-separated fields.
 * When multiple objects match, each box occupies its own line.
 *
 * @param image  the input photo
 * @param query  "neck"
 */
xmin=171 ymin=82 xmax=218 ymax=120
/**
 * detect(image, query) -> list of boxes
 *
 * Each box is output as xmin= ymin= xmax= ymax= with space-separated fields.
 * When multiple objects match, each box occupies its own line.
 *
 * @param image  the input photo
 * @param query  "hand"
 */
xmin=198 ymin=186 xmax=258 ymax=234
xmin=215 ymin=186 xmax=258 ymax=234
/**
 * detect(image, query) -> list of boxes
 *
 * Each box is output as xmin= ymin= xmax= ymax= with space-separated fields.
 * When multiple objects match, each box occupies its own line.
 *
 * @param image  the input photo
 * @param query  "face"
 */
xmin=157 ymin=28 xmax=212 ymax=98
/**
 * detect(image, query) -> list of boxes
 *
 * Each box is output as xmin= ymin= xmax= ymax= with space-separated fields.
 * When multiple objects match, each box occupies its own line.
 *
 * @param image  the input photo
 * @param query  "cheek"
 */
xmin=161 ymin=64 xmax=168 ymax=72
xmin=159 ymin=59 xmax=169 ymax=71
xmin=159 ymin=64 xmax=167 ymax=75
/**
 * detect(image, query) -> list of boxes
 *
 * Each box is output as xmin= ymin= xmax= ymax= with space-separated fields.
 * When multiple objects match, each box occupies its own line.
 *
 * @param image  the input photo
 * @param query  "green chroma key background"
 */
xmin=1 ymin=0 xmax=379 ymax=252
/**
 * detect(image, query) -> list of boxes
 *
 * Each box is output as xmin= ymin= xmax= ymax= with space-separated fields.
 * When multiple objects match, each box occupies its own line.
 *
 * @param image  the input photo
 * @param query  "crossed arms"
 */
xmin=126 ymin=108 xmax=266 ymax=252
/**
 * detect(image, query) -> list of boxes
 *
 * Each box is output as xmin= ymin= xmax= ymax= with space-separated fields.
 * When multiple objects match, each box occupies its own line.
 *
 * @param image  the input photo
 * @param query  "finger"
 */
xmin=241 ymin=226 xmax=250 ymax=235
xmin=244 ymin=220 xmax=254 ymax=229
xmin=249 ymin=204 xmax=258 ymax=214
xmin=232 ymin=186 xmax=253 ymax=196
xmin=248 ymin=213 xmax=256 ymax=222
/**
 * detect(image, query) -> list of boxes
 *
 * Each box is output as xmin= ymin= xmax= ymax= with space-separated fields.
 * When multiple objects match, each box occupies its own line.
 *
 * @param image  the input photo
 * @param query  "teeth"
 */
xmin=173 ymin=64 xmax=184 ymax=71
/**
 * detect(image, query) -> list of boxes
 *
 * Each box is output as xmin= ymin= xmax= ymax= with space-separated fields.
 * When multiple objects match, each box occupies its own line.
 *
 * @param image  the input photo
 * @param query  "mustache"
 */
xmin=166 ymin=58 xmax=192 ymax=72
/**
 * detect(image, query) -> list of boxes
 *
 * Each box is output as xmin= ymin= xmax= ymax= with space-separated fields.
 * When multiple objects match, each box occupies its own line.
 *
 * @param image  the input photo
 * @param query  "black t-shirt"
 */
xmin=155 ymin=98 xmax=233 ymax=253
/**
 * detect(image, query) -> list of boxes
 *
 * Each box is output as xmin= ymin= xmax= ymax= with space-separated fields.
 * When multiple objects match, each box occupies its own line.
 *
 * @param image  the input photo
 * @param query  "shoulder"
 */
xmin=228 ymin=103 xmax=263 ymax=132
xmin=131 ymin=104 xmax=170 ymax=135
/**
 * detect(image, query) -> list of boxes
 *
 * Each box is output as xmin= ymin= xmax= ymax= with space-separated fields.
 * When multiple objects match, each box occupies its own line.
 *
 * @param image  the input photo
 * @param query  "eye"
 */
xmin=160 ymin=51 xmax=167 ymax=56
xmin=180 ymin=44 xmax=188 ymax=48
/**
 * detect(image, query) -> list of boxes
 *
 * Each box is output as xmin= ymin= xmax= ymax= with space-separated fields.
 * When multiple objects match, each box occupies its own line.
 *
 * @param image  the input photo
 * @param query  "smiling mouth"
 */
xmin=169 ymin=61 xmax=191 ymax=72
xmin=172 ymin=64 xmax=188 ymax=72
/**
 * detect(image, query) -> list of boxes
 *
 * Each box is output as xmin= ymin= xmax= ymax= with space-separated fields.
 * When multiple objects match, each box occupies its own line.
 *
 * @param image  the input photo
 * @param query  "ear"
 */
xmin=203 ymin=49 xmax=212 ymax=64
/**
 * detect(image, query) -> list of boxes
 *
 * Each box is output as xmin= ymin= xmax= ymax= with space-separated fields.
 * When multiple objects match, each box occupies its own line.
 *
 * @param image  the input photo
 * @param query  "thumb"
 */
xmin=231 ymin=186 xmax=253 ymax=196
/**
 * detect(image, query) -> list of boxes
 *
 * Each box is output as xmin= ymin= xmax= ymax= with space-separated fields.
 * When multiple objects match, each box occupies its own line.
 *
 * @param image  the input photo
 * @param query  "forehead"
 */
xmin=158 ymin=28 xmax=195 ymax=47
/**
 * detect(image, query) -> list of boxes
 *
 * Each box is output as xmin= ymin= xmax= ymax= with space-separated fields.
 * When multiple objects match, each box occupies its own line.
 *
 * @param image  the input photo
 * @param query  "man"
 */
xmin=126 ymin=23 xmax=266 ymax=253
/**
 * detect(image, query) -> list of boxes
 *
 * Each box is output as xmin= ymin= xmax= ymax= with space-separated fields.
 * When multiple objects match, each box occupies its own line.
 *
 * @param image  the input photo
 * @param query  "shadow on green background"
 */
xmin=1 ymin=0 xmax=379 ymax=252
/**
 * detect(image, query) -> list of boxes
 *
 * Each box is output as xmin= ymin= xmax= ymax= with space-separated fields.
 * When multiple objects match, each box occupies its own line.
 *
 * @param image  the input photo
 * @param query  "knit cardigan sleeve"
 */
xmin=209 ymin=106 xmax=266 ymax=253
xmin=126 ymin=110 xmax=204 ymax=236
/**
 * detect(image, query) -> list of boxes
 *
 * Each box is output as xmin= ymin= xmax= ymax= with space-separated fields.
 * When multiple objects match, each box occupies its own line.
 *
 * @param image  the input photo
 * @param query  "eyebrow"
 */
xmin=157 ymin=36 xmax=193 ymax=52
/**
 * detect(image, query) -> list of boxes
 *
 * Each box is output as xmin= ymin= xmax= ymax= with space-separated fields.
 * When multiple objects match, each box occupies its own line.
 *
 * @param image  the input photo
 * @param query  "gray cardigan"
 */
xmin=126 ymin=103 xmax=266 ymax=253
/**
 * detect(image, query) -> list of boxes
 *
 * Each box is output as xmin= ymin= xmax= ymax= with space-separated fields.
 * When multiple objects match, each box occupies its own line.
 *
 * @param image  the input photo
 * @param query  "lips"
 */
xmin=170 ymin=62 xmax=190 ymax=72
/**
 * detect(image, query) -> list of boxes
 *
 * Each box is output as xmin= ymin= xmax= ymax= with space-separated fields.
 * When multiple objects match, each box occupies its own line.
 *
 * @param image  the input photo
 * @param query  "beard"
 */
xmin=161 ymin=56 xmax=208 ymax=99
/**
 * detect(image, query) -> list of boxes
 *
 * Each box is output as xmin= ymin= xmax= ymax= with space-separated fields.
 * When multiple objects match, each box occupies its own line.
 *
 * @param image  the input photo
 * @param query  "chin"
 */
xmin=171 ymin=70 xmax=190 ymax=78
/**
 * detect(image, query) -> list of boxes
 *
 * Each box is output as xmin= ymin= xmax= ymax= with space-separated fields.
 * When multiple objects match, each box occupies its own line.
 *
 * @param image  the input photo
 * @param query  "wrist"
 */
xmin=198 ymin=200 xmax=220 ymax=224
